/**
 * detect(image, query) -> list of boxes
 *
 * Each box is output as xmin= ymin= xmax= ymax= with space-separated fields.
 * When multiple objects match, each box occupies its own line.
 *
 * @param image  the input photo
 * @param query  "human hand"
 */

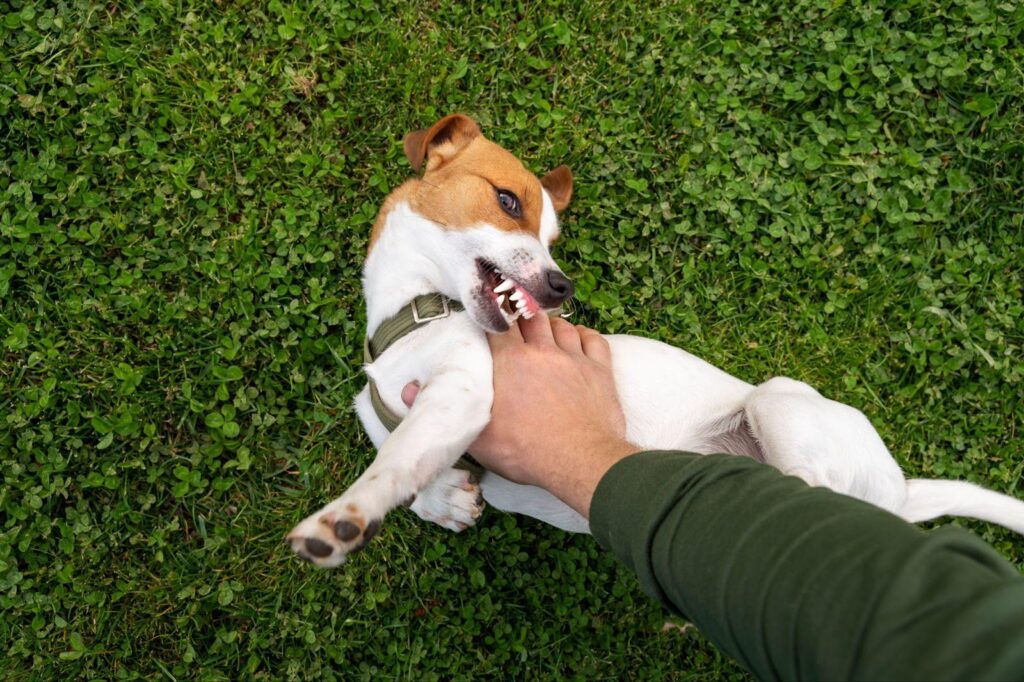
xmin=402 ymin=315 xmax=637 ymax=517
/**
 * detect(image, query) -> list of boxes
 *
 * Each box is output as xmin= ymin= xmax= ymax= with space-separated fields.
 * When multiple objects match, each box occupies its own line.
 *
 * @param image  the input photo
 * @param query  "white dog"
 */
xmin=287 ymin=114 xmax=1024 ymax=567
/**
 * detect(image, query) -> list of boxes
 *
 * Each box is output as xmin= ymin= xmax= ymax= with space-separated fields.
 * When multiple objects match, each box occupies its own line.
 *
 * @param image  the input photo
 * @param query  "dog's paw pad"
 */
xmin=330 ymin=517 xmax=380 ymax=549
xmin=287 ymin=533 xmax=340 ymax=566
xmin=334 ymin=519 xmax=361 ymax=541
xmin=287 ymin=510 xmax=383 ymax=568
xmin=304 ymin=537 xmax=334 ymax=558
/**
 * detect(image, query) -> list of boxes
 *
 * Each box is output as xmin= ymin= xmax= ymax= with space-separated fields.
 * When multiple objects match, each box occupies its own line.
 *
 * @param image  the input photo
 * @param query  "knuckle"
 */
xmin=536 ymin=344 xmax=560 ymax=359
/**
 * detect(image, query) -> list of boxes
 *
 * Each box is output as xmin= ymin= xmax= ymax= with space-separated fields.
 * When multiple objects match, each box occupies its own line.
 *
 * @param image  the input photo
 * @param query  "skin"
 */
xmin=402 ymin=315 xmax=639 ymax=517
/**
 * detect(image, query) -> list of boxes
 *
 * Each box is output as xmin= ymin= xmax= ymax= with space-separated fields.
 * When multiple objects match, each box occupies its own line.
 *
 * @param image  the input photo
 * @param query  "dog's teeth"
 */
xmin=509 ymin=290 xmax=523 ymax=302
xmin=494 ymin=279 xmax=514 ymax=294
xmin=510 ymin=310 xmax=522 ymax=321
xmin=523 ymin=310 xmax=534 ymax=319
xmin=496 ymin=294 xmax=506 ymax=306
xmin=515 ymin=298 xmax=526 ymax=309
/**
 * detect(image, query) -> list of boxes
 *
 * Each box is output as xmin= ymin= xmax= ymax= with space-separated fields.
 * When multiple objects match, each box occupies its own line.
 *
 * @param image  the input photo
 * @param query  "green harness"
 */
xmin=363 ymin=293 xmax=483 ymax=476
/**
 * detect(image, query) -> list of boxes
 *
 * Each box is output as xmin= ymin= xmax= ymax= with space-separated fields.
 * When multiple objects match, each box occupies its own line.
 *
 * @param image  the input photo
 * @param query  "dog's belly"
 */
xmin=605 ymin=335 xmax=758 ymax=456
xmin=479 ymin=334 xmax=763 ymax=536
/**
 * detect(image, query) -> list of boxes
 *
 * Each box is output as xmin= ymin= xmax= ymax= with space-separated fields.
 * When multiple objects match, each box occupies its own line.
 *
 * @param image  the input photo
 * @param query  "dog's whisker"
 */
xmin=557 ymin=296 xmax=579 ymax=319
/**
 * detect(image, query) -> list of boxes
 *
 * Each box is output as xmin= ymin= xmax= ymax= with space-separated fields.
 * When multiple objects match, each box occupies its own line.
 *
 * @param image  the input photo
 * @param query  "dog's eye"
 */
xmin=496 ymin=189 xmax=521 ymax=218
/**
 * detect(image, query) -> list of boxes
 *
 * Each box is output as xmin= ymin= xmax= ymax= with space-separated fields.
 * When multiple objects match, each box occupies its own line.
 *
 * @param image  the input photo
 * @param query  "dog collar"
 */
xmin=362 ymin=294 xmax=483 ymax=477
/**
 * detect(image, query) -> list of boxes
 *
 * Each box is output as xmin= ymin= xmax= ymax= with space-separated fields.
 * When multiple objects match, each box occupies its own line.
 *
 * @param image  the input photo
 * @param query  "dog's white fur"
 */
xmin=287 ymin=147 xmax=1024 ymax=569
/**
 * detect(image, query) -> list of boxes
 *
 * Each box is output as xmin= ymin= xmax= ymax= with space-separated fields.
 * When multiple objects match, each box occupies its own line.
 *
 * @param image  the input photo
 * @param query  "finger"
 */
xmin=550 ymin=317 xmax=583 ymax=355
xmin=519 ymin=313 xmax=556 ymax=345
xmin=503 ymin=317 xmax=525 ymax=342
xmin=487 ymin=318 xmax=524 ymax=355
xmin=401 ymin=381 xmax=421 ymax=407
xmin=577 ymin=325 xmax=612 ymax=365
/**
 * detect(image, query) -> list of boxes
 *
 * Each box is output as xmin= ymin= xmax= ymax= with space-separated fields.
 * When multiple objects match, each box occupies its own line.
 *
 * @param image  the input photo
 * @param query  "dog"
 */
xmin=287 ymin=113 xmax=1024 ymax=567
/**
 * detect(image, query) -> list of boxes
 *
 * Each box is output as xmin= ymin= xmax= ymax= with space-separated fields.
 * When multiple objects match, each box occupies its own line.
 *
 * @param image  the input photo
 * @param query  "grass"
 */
xmin=2 ymin=0 xmax=1023 ymax=678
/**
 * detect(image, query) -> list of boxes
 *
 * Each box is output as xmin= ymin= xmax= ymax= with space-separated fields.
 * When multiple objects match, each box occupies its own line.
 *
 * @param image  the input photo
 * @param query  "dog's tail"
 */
xmin=900 ymin=479 xmax=1024 ymax=535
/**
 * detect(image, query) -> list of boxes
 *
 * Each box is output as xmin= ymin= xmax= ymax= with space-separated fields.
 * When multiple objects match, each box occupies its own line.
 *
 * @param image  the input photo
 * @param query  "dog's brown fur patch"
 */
xmin=368 ymin=115 xmax=570 ymax=252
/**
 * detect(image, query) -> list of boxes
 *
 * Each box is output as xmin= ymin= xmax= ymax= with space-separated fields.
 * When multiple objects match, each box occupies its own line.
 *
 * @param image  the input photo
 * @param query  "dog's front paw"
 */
xmin=286 ymin=504 xmax=382 ymax=568
xmin=410 ymin=468 xmax=485 ymax=532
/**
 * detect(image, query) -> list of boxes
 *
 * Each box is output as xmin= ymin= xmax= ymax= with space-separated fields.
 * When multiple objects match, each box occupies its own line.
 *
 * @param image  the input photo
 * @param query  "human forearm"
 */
xmin=591 ymin=451 xmax=1024 ymax=681
xmin=535 ymin=438 xmax=637 ymax=518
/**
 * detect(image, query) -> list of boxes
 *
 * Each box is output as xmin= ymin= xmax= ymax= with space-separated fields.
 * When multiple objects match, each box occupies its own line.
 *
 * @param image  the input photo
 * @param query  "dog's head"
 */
xmin=393 ymin=113 xmax=574 ymax=332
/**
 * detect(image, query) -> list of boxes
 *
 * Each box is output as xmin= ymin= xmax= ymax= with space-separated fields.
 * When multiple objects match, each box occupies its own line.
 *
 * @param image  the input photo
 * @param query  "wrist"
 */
xmin=541 ymin=438 xmax=638 ymax=519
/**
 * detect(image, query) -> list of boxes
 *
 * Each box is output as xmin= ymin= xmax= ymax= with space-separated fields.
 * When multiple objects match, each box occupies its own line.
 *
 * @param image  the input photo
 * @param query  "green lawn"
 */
xmin=2 ymin=0 xmax=1023 ymax=678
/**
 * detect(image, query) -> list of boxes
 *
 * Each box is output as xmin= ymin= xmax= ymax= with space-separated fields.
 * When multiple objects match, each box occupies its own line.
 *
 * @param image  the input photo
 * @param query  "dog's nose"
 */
xmin=542 ymin=270 xmax=574 ymax=304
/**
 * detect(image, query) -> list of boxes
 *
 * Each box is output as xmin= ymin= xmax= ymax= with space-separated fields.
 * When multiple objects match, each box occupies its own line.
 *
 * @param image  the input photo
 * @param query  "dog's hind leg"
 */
xmin=287 ymin=362 xmax=493 ymax=567
xmin=408 ymin=469 xmax=486 ymax=531
xmin=743 ymin=377 xmax=906 ymax=512
xmin=480 ymin=472 xmax=590 ymax=534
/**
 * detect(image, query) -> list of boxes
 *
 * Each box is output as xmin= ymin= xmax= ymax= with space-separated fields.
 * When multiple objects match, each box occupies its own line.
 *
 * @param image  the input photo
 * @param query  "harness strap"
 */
xmin=366 ymin=294 xmax=464 ymax=361
xmin=363 ymin=294 xmax=483 ymax=477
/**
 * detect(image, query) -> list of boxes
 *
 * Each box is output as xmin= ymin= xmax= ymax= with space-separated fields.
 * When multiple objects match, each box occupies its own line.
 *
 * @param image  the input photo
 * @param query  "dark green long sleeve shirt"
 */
xmin=589 ymin=451 xmax=1024 ymax=681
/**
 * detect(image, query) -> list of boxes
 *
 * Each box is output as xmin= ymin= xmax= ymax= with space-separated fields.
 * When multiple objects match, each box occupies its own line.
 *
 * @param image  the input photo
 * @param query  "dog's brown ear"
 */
xmin=541 ymin=165 xmax=573 ymax=212
xmin=403 ymin=114 xmax=481 ymax=173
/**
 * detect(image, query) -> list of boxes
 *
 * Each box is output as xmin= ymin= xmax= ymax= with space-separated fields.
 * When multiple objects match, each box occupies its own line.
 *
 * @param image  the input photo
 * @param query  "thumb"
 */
xmin=401 ymin=381 xmax=420 ymax=407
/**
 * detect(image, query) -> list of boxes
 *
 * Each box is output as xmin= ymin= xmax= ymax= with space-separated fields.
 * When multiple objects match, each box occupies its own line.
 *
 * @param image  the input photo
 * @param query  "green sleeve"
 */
xmin=589 ymin=451 xmax=1024 ymax=681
